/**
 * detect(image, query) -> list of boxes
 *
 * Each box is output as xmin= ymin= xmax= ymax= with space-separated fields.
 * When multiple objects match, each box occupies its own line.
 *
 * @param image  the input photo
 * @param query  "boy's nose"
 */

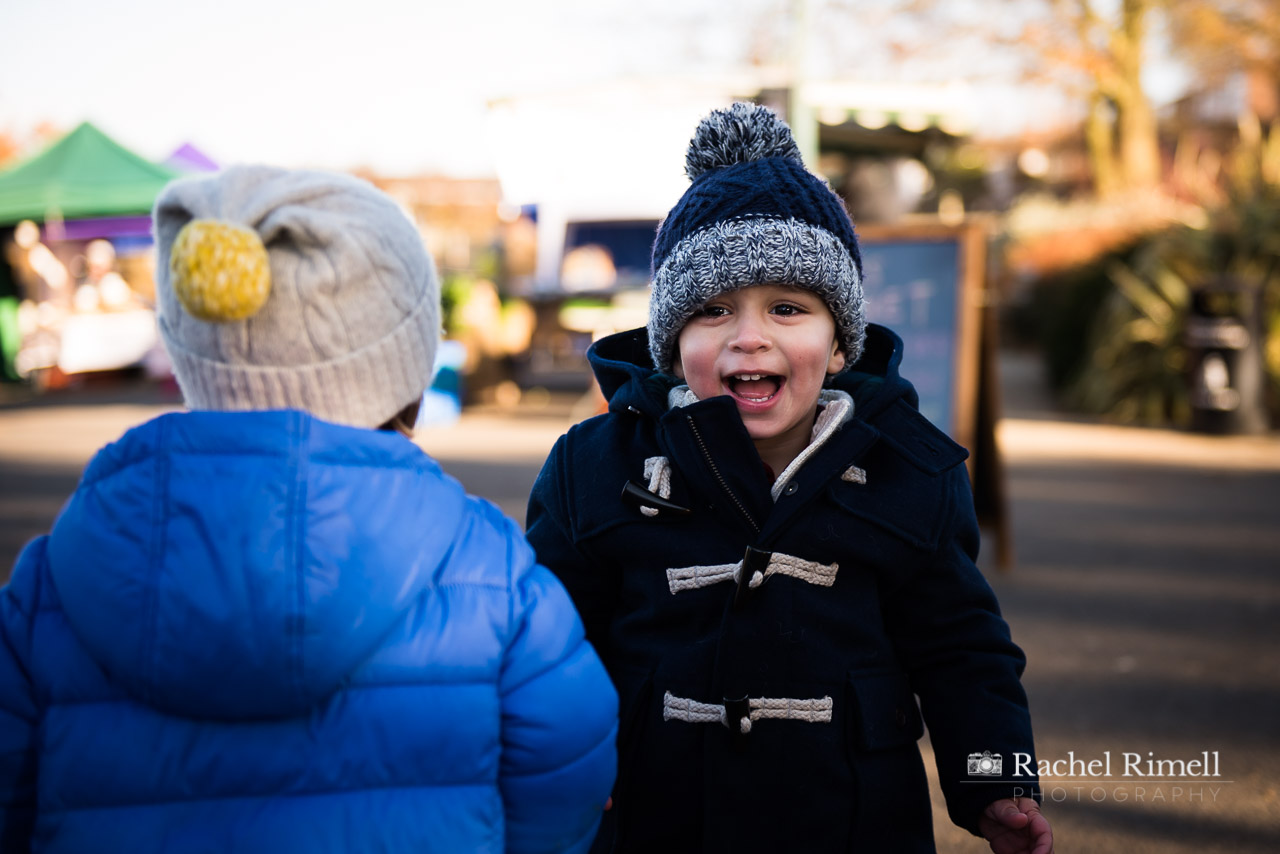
xmin=729 ymin=314 xmax=771 ymax=353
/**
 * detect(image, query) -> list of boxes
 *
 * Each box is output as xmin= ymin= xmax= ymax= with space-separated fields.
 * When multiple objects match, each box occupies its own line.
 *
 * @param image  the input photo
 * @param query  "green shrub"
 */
xmin=1018 ymin=240 xmax=1142 ymax=393
xmin=1019 ymin=122 xmax=1280 ymax=428
xmin=1062 ymin=232 xmax=1195 ymax=426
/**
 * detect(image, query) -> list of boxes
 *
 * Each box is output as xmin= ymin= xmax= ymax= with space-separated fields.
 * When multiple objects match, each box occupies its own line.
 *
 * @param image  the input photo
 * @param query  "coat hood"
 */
xmin=587 ymin=323 xmax=919 ymax=421
xmin=45 ymin=410 xmax=469 ymax=721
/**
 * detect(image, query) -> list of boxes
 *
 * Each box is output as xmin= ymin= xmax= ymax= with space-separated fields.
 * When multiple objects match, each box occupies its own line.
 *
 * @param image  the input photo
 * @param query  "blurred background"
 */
xmin=1 ymin=1 xmax=1278 ymax=851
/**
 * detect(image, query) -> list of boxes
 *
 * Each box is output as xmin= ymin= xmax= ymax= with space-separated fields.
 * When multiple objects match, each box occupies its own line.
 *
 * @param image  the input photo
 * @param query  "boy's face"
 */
xmin=674 ymin=284 xmax=846 ymax=459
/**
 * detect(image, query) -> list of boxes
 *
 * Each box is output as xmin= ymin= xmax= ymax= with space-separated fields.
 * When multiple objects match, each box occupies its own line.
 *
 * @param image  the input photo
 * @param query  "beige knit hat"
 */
xmin=153 ymin=165 xmax=440 ymax=429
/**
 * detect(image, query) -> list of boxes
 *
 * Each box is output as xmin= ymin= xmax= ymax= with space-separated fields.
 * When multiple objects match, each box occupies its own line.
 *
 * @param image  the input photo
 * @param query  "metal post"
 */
xmin=788 ymin=0 xmax=818 ymax=169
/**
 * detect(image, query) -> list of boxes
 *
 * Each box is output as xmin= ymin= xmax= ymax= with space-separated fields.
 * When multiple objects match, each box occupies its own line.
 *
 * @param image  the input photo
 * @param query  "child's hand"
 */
xmin=978 ymin=797 xmax=1053 ymax=854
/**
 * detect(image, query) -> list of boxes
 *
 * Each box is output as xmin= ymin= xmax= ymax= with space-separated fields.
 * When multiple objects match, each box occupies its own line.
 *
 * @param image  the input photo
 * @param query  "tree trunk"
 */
xmin=1116 ymin=0 xmax=1162 ymax=189
xmin=1087 ymin=92 xmax=1121 ymax=197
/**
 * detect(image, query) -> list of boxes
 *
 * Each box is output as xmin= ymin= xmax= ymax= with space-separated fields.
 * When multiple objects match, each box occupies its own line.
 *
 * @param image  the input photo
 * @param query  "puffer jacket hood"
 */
xmin=45 ymin=409 xmax=467 ymax=721
xmin=587 ymin=323 xmax=918 ymax=422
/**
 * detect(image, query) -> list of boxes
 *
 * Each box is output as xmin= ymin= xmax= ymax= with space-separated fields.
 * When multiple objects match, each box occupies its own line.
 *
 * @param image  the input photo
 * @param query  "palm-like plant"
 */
xmin=1065 ymin=236 xmax=1195 ymax=425
xmin=1063 ymin=120 xmax=1280 ymax=428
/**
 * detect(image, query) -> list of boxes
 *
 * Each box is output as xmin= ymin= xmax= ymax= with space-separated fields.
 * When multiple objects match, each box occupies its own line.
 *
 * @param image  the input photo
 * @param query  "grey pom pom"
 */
xmin=685 ymin=102 xmax=803 ymax=180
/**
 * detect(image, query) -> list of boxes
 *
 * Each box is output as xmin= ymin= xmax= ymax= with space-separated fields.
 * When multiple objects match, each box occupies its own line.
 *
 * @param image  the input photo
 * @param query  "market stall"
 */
xmin=0 ymin=122 xmax=179 ymax=385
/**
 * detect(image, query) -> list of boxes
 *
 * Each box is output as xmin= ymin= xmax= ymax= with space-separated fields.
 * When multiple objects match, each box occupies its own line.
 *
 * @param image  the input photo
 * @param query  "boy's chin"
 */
xmin=739 ymin=414 xmax=785 ymax=441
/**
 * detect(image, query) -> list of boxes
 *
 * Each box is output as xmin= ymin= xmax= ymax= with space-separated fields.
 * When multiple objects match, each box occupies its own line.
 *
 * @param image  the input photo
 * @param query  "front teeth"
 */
xmin=734 ymin=373 xmax=766 ymax=381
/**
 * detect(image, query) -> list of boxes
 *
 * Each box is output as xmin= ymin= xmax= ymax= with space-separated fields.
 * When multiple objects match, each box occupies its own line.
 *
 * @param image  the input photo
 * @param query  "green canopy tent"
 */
xmin=0 ymin=121 xmax=180 ymax=226
xmin=0 ymin=122 xmax=179 ymax=382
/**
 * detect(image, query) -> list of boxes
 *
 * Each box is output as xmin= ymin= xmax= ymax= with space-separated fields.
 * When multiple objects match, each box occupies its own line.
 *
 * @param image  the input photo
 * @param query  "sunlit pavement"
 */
xmin=1 ymin=356 xmax=1278 ymax=852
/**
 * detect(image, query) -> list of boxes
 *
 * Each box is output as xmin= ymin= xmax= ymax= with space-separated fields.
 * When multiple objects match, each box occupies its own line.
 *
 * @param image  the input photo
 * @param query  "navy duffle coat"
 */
xmin=527 ymin=325 xmax=1039 ymax=853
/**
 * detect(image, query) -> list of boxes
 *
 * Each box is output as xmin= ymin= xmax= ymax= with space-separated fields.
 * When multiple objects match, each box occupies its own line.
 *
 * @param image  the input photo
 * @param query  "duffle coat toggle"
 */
xmin=663 ymin=691 xmax=835 ymax=740
xmin=622 ymin=455 xmax=692 ymax=517
xmin=664 ymin=548 xmax=840 ymax=596
xmin=734 ymin=546 xmax=772 ymax=608
xmin=621 ymin=481 xmax=692 ymax=517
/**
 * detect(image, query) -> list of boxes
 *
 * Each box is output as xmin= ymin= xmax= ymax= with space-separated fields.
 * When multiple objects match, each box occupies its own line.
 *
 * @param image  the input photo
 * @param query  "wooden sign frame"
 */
xmin=857 ymin=220 xmax=1012 ymax=570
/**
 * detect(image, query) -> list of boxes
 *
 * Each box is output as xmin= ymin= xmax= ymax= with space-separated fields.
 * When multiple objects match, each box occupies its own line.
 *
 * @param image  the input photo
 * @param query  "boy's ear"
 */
xmin=826 ymin=344 xmax=847 ymax=375
xmin=671 ymin=346 xmax=685 ymax=379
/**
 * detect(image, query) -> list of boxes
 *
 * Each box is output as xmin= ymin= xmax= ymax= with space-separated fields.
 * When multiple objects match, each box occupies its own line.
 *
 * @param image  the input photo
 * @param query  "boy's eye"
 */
xmin=771 ymin=303 xmax=805 ymax=316
xmin=698 ymin=304 xmax=729 ymax=318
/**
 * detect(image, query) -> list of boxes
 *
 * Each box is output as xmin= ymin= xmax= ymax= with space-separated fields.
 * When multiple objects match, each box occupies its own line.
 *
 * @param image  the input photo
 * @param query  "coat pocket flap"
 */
xmin=876 ymin=399 xmax=969 ymax=476
xmin=828 ymin=450 xmax=952 ymax=551
xmin=846 ymin=671 xmax=924 ymax=752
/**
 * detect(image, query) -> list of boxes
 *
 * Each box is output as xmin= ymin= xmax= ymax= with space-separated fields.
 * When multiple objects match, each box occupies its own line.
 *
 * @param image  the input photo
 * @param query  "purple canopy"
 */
xmin=50 ymin=215 xmax=153 ymax=241
xmin=163 ymin=143 xmax=219 ymax=173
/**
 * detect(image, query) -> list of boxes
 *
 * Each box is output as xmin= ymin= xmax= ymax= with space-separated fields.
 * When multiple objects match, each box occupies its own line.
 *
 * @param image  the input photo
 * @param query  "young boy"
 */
xmin=0 ymin=166 xmax=617 ymax=853
xmin=527 ymin=104 xmax=1051 ymax=853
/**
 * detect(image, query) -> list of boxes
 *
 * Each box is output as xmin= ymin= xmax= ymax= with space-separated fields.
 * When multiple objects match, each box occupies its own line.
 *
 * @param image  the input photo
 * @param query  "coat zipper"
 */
xmin=686 ymin=415 xmax=760 ymax=535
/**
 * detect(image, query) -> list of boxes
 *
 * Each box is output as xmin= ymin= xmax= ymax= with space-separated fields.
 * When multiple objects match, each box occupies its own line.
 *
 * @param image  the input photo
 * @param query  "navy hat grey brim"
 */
xmin=647 ymin=216 xmax=866 ymax=375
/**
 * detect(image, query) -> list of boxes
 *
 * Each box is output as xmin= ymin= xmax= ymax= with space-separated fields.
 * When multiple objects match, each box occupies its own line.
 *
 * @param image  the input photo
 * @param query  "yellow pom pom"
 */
xmin=169 ymin=219 xmax=272 ymax=322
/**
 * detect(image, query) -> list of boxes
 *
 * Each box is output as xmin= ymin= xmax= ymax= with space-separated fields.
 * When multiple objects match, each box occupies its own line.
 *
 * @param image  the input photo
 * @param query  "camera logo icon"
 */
xmin=968 ymin=751 xmax=1003 ymax=776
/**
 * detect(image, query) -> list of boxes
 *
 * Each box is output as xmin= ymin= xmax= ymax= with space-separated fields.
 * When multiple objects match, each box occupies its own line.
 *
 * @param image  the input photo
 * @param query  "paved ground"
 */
xmin=2 ymin=355 xmax=1278 ymax=852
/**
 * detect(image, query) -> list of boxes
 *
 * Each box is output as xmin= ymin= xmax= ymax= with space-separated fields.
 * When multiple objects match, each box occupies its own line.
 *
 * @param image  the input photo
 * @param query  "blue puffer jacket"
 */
xmin=0 ymin=410 xmax=618 ymax=853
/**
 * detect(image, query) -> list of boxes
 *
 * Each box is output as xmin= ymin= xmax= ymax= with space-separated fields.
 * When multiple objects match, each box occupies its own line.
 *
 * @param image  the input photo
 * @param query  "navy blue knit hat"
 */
xmin=648 ymin=102 xmax=865 ymax=374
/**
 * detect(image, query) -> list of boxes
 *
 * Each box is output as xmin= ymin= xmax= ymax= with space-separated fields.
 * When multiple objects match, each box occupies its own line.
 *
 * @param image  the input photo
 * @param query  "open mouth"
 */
xmin=726 ymin=373 xmax=784 ymax=403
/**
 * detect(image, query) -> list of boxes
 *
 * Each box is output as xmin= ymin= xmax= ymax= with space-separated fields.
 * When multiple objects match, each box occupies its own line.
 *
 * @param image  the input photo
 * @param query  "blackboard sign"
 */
xmin=857 ymin=223 xmax=985 ymax=454
xmin=858 ymin=222 xmax=1011 ymax=569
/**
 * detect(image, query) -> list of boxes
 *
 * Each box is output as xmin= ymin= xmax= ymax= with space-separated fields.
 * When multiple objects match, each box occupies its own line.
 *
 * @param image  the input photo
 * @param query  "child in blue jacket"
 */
xmin=527 ymin=104 xmax=1052 ymax=853
xmin=0 ymin=165 xmax=617 ymax=853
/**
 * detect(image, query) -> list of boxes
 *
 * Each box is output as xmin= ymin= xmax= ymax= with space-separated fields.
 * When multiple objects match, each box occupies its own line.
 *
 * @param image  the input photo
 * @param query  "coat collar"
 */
xmin=665 ymin=384 xmax=856 ymax=502
xmin=582 ymin=324 xmax=964 ymax=548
